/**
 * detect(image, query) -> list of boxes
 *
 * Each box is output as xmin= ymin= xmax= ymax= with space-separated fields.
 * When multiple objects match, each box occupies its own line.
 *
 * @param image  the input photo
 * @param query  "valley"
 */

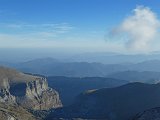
xmin=1 ymin=57 xmax=160 ymax=120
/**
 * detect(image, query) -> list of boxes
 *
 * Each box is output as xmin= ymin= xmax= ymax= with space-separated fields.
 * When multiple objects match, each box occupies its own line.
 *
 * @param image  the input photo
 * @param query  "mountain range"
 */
xmin=1 ymin=60 xmax=160 ymax=119
xmin=3 ymin=58 xmax=160 ymax=78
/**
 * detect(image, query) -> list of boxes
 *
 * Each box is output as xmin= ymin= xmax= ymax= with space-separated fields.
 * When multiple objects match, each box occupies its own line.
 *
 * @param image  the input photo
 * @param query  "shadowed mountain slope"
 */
xmin=47 ymin=76 xmax=128 ymax=105
xmin=48 ymin=82 xmax=160 ymax=120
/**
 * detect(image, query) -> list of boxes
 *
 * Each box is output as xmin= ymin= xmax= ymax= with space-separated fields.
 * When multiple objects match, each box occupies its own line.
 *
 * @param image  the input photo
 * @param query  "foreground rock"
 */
xmin=0 ymin=103 xmax=38 ymax=120
xmin=0 ymin=66 xmax=62 ymax=110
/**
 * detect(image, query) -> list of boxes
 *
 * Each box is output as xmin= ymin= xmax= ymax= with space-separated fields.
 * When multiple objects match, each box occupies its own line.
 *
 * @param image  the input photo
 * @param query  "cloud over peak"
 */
xmin=112 ymin=6 xmax=160 ymax=52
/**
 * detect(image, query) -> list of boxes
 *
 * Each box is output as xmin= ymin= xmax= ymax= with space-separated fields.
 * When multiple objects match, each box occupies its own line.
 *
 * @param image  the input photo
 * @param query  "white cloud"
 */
xmin=112 ymin=6 xmax=160 ymax=52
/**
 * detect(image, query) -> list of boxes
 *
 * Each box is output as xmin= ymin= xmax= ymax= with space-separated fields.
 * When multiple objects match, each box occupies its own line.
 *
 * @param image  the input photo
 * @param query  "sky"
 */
xmin=0 ymin=0 xmax=160 ymax=53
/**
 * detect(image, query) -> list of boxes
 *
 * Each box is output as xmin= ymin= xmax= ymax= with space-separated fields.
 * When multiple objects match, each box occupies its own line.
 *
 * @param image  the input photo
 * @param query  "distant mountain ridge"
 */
xmin=68 ymin=52 xmax=160 ymax=64
xmin=6 ymin=58 xmax=160 ymax=78
xmin=107 ymin=71 xmax=160 ymax=83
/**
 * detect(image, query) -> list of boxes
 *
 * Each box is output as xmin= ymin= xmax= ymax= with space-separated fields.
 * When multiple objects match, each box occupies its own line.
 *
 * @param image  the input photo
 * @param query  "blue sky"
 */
xmin=0 ymin=0 xmax=160 ymax=53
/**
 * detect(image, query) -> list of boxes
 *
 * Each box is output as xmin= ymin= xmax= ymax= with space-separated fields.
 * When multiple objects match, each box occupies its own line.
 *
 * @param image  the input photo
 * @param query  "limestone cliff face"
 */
xmin=17 ymin=78 xmax=62 ymax=110
xmin=0 ymin=66 xmax=62 ymax=110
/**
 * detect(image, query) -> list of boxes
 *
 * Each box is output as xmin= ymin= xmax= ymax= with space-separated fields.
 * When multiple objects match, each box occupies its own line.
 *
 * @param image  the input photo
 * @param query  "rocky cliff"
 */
xmin=0 ymin=66 xmax=62 ymax=110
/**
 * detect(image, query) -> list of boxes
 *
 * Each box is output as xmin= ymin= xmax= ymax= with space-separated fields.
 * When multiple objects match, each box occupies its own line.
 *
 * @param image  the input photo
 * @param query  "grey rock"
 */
xmin=0 ymin=103 xmax=38 ymax=120
xmin=0 ymin=66 xmax=62 ymax=110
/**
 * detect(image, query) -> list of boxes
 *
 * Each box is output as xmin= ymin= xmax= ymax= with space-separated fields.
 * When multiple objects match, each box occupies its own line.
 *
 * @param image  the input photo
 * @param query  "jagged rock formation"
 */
xmin=0 ymin=66 xmax=62 ymax=110
xmin=132 ymin=107 xmax=160 ymax=120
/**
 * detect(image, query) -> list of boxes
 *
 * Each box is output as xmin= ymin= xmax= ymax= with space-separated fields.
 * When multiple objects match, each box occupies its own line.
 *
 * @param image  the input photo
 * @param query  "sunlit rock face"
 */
xmin=0 ymin=66 xmax=62 ymax=110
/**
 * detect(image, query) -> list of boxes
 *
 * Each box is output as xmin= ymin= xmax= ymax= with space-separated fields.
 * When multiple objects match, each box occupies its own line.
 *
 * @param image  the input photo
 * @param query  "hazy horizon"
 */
xmin=1 ymin=48 xmax=160 ymax=63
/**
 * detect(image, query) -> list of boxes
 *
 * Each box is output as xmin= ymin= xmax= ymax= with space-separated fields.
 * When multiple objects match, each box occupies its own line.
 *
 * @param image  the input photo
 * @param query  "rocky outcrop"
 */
xmin=0 ymin=66 xmax=62 ymax=110
xmin=15 ymin=78 xmax=62 ymax=110
xmin=0 ymin=103 xmax=38 ymax=120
